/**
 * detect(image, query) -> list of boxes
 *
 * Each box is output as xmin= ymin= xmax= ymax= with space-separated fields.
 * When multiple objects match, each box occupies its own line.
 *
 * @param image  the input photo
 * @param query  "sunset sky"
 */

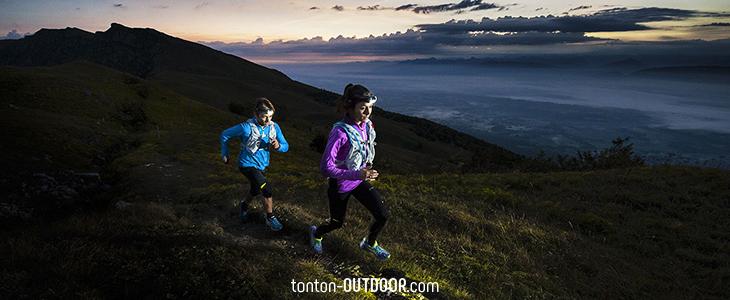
xmin=2 ymin=0 xmax=729 ymax=63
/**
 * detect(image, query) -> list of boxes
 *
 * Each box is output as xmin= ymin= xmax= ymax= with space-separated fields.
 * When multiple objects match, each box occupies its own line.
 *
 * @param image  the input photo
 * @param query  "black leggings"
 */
xmin=239 ymin=166 xmax=273 ymax=198
xmin=314 ymin=179 xmax=389 ymax=245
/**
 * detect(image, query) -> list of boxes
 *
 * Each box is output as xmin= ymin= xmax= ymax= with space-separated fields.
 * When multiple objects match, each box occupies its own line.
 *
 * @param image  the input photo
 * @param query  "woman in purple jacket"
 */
xmin=309 ymin=83 xmax=390 ymax=260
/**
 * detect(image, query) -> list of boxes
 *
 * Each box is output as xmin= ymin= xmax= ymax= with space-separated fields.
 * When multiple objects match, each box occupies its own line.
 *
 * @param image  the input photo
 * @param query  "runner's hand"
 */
xmin=360 ymin=168 xmax=379 ymax=181
xmin=270 ymin=138 xmax=280 ymax=150
xmin=222 ymin=155 xmax=229 ymax=164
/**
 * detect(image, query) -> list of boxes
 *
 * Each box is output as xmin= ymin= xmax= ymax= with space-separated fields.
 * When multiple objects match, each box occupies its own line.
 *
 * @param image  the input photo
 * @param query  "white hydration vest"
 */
xmin=244 ymin=118 xmax=277 ymax=154
xmin=333 ymin=119 xmax=376 ymax=171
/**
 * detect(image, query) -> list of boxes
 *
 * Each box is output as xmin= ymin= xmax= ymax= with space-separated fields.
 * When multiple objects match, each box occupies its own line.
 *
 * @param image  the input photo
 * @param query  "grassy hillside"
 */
xmin=2 ymin=62 xmax=729 ymax=299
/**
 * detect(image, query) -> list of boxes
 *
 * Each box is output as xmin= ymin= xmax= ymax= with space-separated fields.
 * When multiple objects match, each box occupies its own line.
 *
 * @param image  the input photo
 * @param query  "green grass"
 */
xmin=367 ymin=168 xmax=730 ymax=298
xmin=2 ymin=62 xmax=729 ymax=299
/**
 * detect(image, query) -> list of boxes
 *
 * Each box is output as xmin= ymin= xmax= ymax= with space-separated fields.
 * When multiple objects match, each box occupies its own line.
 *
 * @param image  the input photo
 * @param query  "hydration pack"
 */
xmin=244 ymin=118 xmax=277 ymax=154
xmin=333 ymin=119 xmax=376 ymax=171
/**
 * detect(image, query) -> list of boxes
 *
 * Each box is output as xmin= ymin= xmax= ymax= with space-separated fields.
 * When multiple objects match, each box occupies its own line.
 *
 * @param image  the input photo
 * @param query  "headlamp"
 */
xmin=351 ymin=93 xmax=377 ymax=104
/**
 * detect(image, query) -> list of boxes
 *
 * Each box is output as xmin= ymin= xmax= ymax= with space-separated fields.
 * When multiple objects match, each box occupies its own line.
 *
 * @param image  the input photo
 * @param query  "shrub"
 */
xmin=558 ymin=137 xmax=645 ymax=171
xmin=520 ymin=137 xmax=645 ymax=172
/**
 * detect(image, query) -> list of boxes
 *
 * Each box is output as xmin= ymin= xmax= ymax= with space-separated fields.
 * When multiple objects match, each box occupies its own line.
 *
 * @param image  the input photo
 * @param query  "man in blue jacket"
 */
xmin=220 ymin=98 xmax=289 ymax=231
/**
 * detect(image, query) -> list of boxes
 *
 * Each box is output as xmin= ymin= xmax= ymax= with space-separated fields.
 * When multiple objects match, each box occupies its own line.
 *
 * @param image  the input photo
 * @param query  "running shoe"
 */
xmin=266 ymin=215 xmax=283 ymax=231
xmin=359 ymin=237 xmax=390 ymax=260
xmin=309 ymin=225 xmax=323 ymax=254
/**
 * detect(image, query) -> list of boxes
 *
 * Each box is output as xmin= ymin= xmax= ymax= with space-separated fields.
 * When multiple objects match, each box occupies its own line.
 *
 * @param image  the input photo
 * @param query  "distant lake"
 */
xmin=270 ymin=62 xmax=730 ymax=167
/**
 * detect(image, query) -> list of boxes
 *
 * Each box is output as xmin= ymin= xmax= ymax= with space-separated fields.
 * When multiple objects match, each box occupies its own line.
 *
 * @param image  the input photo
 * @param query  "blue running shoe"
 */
xmin=309 ymin=225 xmax=323 ymax=254
xmin=266 ymin=215 xmax=283 ymax=231
xmin=359 ymin=237 xmax=390 ymax=260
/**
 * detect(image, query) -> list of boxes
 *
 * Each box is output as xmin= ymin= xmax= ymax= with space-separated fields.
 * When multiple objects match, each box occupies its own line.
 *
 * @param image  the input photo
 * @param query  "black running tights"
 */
xmin=314 ymin=179 xmax=389 ymax=246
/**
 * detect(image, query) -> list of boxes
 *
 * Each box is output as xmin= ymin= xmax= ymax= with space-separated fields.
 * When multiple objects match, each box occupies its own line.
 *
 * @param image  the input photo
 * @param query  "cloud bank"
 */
xmin=0 ymin=29 xmax=30 ymax=40
xmin=204 ymin=7 xmax=730 ymax=62
xmin=325 ymin=1 xmax=507 ymax=14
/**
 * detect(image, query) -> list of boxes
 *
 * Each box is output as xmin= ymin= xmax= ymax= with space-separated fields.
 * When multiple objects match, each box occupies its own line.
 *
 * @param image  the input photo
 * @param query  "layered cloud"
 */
xmin=357 ymin=5 xmax=386 ymax=11
xmin=325 ymin=1 xmax=507 ymax=14
xmin=568 ymin=5 xmax=592 ymax=12
xmin=415 ymin=7 xmax=709 ymax=34
xmin=698 ymin=22 xmax=730 ymax=27
xmin=204 ymin=7 xmax=730 ymax=62
xmin=395 ymin=4 xmax=418 ymax=11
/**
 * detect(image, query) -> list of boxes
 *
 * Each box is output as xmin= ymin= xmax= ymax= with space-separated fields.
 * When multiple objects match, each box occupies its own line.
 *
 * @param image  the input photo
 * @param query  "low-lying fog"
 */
xmin=272 ymin=60 xmax=730 ymax=167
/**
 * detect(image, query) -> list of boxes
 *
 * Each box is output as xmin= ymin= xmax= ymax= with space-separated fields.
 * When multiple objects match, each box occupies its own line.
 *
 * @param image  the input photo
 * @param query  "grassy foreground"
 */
xmin=1 ymin=63 xmax=728 ymax=299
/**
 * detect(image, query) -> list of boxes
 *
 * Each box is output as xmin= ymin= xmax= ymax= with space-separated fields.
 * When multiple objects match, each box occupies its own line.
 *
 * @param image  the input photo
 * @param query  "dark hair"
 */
xmin=336 ymin=83 xmax=373 ymax=114
xmin=254 ymin=97 xmax=275 ymax=114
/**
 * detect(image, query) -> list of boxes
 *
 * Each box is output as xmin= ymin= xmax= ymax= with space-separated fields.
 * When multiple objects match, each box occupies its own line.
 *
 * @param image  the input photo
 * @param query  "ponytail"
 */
xmin=336 ymin=83 xmax=355 ymax=114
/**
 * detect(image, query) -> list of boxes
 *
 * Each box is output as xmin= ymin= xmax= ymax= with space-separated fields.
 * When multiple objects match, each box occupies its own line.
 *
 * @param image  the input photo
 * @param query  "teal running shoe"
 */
xmin=309 ymin=225 xmax=323 ymax=254
xmin=266 ymin=215 xmax=283 ymax=231
xmin=359 ymin=237 xmax=390 ymax=260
